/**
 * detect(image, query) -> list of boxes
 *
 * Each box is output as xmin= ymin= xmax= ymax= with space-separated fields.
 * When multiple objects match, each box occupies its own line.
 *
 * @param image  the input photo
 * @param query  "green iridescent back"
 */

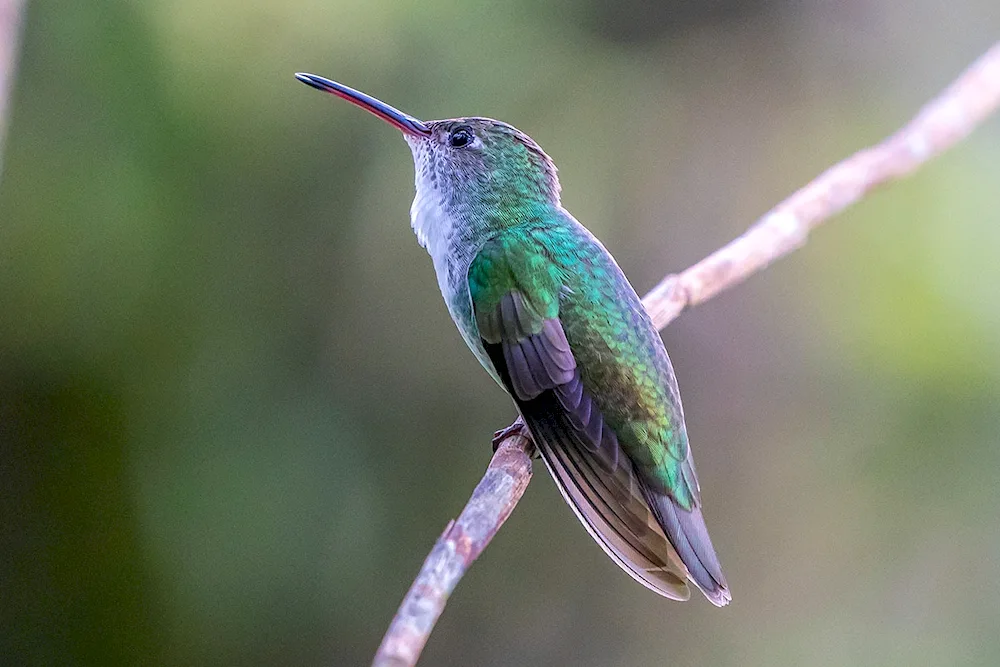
xmin=467 ymin=212 xmax=697 ymax=509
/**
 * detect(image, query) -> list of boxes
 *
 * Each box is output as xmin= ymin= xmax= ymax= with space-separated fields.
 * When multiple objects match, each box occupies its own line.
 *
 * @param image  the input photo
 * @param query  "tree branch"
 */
xmin=0 ymin=0 xmax=27 ymax=177
xmin=373 ymin=429 xmax=533 ymax=667
xmin=372 ymin=41 xmax=1000 ymax=667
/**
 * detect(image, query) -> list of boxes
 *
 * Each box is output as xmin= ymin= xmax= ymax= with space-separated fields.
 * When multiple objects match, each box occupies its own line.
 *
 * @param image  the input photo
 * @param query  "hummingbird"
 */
xmin=296 ymin=73 xmax=730 ymax=606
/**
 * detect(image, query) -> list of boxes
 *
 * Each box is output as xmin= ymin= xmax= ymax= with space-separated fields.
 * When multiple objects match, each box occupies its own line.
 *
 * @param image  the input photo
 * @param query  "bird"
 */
xmin=295 ymin=73 xmax=730 ymax=606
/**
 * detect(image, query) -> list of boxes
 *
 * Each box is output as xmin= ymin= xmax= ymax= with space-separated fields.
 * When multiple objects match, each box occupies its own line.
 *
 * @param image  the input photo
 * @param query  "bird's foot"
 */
xmin=492 ymin=422 xmax=523 ymax=451
xmin=491 ymin=420 xmax=538 ymax=457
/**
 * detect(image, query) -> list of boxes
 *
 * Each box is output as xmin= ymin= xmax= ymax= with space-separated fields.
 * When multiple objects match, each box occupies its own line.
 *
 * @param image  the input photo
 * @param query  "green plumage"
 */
xmin=462 ymin=207 xmax=728 ymax=603
xmin=295 ymin=74 xmax=731 ymax=604
xmin=417 ymin=118 xmax=731 ymax=605
xmin=468 ymin=220 xmax=697 ymax=509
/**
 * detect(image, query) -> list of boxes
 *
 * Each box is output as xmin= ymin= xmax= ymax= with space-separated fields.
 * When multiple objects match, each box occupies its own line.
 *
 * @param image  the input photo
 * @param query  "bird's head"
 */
xmin=296 ymin=73 xmax=561 ymax=220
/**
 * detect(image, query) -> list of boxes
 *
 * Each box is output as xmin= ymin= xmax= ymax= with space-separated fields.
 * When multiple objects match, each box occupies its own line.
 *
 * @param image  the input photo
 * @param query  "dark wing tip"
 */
xmin=648 ymin=492 xmax=731 ymax=606
xmin=705 ymin=584 xmax=732 ymax=607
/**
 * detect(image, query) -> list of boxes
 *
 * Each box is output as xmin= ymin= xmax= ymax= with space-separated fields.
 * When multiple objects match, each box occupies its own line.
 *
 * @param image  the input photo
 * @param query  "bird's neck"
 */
xmin=410 ymin=184 xmax=562 ymax=248
xmin=410 ymin=185 xmax=558 ymax=259
xmin=411 ymin=186 xmax=565 ymax=314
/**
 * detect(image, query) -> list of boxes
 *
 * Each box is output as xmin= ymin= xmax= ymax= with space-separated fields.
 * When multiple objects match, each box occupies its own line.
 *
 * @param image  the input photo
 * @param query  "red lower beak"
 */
xmin=295 ymin=73 xmax=431 ymax=137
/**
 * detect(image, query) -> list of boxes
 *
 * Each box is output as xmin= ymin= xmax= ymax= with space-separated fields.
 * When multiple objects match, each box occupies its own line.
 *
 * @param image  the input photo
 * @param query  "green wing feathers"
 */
xmin=469 ymin=226 xmax=730 ymax=605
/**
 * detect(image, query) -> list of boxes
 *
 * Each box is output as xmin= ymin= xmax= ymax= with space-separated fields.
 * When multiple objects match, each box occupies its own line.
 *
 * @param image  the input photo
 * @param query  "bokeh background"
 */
xmin=3 ymin=1 xmax=1000 ymax=665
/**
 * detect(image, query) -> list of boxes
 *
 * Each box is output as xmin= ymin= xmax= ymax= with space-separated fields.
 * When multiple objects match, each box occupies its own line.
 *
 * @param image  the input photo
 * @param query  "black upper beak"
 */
xmin=295 ymin=73 xmax=431 ymax=137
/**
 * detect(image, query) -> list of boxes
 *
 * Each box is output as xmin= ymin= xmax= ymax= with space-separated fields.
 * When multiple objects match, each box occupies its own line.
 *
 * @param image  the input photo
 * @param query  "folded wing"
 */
xmin=477 ymin=289 xmax=692 ymax=599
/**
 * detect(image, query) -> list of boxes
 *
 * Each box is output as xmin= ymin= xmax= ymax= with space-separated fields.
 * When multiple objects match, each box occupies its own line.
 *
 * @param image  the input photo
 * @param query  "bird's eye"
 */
xmin=448 ymin=127 xmax=474 ymax=148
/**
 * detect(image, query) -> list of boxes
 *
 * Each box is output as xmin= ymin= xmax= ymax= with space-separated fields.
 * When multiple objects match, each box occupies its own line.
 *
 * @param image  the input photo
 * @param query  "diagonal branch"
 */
xmin=644 ymin=40 xmax=1000 ymax=330
xmin=372 ymin=41 xmax=1000 ymax=667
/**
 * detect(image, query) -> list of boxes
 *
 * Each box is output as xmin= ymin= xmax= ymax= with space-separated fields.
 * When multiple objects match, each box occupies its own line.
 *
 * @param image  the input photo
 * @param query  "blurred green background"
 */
xmin=3 ymin=1 xmax=1000 ymax=665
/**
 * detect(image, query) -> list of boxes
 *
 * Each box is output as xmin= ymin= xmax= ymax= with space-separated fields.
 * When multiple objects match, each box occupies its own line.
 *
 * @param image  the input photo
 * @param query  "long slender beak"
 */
xmin=294 ymin=73 xmax=431 ymax=137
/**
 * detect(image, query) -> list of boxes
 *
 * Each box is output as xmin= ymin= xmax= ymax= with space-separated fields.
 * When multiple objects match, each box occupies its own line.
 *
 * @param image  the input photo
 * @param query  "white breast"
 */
xmin=409 ymin=184 xmax=457 ymax=302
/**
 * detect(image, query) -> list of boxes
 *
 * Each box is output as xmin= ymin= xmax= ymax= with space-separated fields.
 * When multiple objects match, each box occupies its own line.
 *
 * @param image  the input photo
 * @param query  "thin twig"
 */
xmin=373 ymin=429 xmax=533 ymax=667
xmin=645 ymin=41 xmax=1000 ymax=329
xmin=0 ymin=0 xmax=27 ymax=177
xmin=372 ymin=41 xmax=1000 ymax=667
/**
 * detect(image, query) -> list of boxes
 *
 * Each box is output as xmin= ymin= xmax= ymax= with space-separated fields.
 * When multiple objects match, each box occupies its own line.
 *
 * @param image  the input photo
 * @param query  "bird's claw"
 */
xmin=491 ymin=421 xmax=538 ymax=457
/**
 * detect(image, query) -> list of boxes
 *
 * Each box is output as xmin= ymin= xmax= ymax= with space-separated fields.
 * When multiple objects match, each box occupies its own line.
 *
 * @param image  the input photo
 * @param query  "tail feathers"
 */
xmin=531 ymin=420 xmax=693 ymax=602
xmin=650 ymin=493 xmax=731 ymax=607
